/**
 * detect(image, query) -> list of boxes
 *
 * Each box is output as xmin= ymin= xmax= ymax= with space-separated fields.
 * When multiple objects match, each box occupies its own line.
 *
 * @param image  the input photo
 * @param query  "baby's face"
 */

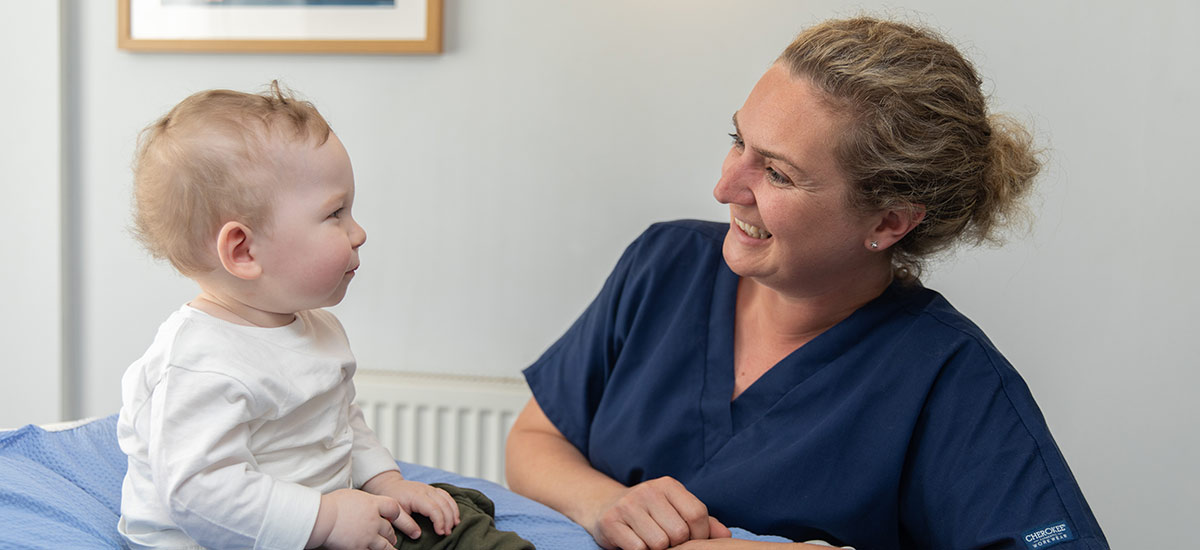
xmin=252 ymin=133 xmax=366 ymax=314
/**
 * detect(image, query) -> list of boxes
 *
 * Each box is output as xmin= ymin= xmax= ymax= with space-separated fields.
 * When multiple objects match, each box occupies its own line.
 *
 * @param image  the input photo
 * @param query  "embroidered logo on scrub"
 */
xmin=1023 ymin=520 xmax=1075 ymax=549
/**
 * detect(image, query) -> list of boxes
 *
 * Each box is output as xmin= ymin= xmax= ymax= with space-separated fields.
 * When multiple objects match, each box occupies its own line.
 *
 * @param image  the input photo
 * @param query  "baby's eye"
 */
xmin=329 ymin=208 xmax=344 ymax=219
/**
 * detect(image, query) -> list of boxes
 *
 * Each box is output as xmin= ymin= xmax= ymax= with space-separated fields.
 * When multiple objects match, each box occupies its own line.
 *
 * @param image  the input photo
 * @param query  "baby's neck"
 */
xmin=190 ymin=293 xmax=296 ymax=328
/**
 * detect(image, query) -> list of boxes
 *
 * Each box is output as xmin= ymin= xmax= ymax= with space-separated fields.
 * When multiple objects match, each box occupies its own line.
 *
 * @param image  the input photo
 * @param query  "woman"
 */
xmin=505 ymin=17 xmax=1107 ymax=550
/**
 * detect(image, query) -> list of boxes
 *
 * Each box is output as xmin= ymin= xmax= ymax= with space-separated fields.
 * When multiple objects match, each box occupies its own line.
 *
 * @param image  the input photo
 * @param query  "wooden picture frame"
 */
xmin=118 ymin=0 xmax=442 ymax=54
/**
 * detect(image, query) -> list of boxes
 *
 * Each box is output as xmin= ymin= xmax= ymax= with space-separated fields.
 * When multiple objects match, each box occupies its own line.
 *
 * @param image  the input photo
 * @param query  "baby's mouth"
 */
xmin=734 ymin=217 xmax=772 ymax=239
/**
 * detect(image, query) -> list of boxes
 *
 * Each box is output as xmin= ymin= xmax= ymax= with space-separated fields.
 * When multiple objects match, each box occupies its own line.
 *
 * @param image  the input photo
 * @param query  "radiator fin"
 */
xmin=354 ymin=370 xmax=531 ymax=486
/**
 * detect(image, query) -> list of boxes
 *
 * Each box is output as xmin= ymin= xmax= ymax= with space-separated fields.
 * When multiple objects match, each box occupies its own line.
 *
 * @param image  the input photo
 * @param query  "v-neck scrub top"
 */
xmin=524 ymin=220 xmax=1107 ymax=550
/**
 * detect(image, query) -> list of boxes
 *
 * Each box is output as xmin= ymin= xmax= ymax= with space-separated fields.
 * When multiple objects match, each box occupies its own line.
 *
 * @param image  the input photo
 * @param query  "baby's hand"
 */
xmin=307 ymin=488 xmax=400 ymax=550
xmin=362 ymin=471 xmax=461 ymax=539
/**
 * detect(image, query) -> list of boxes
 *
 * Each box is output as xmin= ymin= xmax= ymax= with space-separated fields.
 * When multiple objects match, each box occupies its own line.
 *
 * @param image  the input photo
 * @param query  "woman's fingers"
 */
xmin=661 ymin=482 xmax=712 ymax=541
xmin=644 ymin=495 xmax=694 ymax=547
xmin=600 ymin=519 xmax=653 ymax=550
xmin=595 ymin=476 xmax=715 ymax=550
xmin=595 ymin=493 xmax=656 ymax=550
xmin=707 ymin=515 xmax=732 ymax=539
xmin=623 ymin=500 xmax=674 ymax=549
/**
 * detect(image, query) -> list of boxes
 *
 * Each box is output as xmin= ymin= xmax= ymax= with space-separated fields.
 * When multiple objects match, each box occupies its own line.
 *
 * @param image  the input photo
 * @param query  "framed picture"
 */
xmin=118 ymin=0 xmax=442 ymax=54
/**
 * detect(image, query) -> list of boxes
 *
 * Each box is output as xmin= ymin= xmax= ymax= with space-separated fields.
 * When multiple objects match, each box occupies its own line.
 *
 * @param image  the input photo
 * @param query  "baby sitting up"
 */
xmin=116 ymin=82 xmax=459 ymax=549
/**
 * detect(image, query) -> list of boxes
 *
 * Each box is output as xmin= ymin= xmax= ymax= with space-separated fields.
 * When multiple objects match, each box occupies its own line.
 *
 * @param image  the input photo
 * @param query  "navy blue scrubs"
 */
xmin=524 ymin=220 xmax=1107 ymax=550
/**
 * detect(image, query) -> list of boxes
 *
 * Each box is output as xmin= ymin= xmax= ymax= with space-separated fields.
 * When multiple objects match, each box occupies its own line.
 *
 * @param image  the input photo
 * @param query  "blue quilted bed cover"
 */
xmin=0 ymin=415 xmax=786 ymax=549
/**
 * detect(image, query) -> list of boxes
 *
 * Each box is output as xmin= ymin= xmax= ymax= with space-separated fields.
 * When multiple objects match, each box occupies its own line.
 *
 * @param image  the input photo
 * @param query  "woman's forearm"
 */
xmin=507 ymin=398 xmax=736 ymax=550
xmin=504 ymin=398 xmax=624 ymax=532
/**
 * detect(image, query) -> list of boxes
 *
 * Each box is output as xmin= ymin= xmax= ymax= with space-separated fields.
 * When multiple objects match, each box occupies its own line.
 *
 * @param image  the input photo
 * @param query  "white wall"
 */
xmin=0 ymin=2 xmax=62 ymax=426
xmin=4 ymin=0 xmax=1197 ymax=546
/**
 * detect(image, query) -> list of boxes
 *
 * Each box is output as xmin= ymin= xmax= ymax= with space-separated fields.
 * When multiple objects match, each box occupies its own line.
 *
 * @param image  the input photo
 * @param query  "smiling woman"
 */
xmin=505 ymin=16 xmax=1108 ymax=550
xmin=715 ymin=69 xmax=896 ymax=304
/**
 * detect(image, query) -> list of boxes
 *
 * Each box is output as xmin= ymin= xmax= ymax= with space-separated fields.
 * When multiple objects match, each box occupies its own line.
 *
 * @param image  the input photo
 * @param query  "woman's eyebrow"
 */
xmin=732 ymin=111 xmax=808 ymax=177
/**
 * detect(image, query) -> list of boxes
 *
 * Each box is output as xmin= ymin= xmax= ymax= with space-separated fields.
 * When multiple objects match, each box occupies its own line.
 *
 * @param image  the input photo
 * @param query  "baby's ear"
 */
xmin=216 ymin=221 xmax=263 ymax=280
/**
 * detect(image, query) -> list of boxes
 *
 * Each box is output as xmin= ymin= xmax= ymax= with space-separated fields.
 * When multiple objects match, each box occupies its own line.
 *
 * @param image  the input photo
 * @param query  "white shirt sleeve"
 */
xmin=150 ymin=366 xmax=320 ymax=550
xmin=347 ymin=399 xmax=402 ymax=486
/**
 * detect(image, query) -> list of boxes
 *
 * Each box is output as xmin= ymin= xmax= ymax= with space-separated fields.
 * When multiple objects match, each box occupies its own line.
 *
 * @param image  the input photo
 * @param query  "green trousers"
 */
xmin=394 ymin=483 xmax=535 ymax=550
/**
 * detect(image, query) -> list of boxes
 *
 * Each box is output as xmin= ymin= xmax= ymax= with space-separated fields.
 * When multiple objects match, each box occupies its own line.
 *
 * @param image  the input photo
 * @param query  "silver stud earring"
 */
xmin=870 ymin=241 xmax=879 ymax=249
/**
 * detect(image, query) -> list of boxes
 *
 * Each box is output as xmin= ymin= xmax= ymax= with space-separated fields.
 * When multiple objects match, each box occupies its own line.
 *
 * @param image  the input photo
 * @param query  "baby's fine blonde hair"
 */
xmin=131 ymin=81 xmax=332 ymax=276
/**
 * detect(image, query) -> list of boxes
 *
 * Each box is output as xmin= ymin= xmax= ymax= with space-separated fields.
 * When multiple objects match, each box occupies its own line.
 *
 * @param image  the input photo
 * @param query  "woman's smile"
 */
xmin=734 ymin=217 xmax=772 ymax=239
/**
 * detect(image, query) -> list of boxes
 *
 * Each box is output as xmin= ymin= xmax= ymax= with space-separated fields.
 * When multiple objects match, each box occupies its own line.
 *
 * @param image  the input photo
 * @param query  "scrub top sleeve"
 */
xmin=899 ymin=339 xmax=1108 ymax=550
xmin=523 ymin=231 xmax=648 ymax=456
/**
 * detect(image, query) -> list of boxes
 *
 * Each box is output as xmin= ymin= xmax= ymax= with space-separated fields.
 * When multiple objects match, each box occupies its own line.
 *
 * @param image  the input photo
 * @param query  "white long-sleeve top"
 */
xmin=116 ymin=305 xmax=399 ymax=550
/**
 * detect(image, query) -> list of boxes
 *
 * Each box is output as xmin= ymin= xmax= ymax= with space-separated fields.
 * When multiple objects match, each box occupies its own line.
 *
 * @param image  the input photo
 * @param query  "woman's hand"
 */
xmin=672 ymin=540 xmax=842 ymax=549
xmin=507 ymin=398 xmax=730 ymax=550
xmin=591 ymin=476 xmax=732 ymax=550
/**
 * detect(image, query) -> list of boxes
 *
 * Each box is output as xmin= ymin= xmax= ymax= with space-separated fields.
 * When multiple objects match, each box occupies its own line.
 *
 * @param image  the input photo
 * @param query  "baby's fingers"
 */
xmin=380 ymin=518 xmax=399 ymax=546
xmin=391 ymin=510 xmax=422 ymax=540
xmin=410 ymin=487 xmax=459 ymax=536
xmin=369 ymin=534 xmax=395 ymax=550
xmin=434 ymin=488 xmax=460 ymax=534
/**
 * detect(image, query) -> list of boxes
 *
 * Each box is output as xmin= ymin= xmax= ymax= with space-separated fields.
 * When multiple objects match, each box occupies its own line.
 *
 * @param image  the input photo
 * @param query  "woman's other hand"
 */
xmin=506 ymin=398 xmax=730 ymax=550
xmin=592 ymin=476 xmax=732 ymax=550
xmin=673 ymin=541 xmax=846 ymax=549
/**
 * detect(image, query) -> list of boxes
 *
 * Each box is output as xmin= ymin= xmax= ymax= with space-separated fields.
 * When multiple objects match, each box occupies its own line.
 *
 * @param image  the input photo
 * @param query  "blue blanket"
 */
xmin=0 ymin=415 xmax=787 ymax=549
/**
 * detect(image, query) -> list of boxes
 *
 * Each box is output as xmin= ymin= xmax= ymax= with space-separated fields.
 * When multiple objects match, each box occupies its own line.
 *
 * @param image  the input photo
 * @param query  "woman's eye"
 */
xmin=766 ymin=167 xmax=791 ymax=186
xmin=728 ymin=132 xmax=744 ymax=149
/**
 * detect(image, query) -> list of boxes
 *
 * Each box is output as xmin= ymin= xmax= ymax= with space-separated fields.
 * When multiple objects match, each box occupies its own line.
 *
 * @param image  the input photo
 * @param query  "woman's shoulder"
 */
xmin=622 ymin=219 xmax=727 ymax=265
xmin=877 ymin=282 xmax=1016 ymax=376
xmin=618 ymin=219 xmax=729 ymax=277
xmin=890 ymin=283 xmax=993 ymax=345
xmin=640 ymin=219 xmax=728 ymax=245
xmin=885 ymin=283 xmax=1037 ymax=400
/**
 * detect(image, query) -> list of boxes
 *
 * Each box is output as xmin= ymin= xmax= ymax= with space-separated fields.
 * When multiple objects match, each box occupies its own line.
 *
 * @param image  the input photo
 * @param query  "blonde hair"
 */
xmin=131 ymin=81 xmax=332 ymax=276
xmin=779 ymin=17 xmax=1041 ymax=277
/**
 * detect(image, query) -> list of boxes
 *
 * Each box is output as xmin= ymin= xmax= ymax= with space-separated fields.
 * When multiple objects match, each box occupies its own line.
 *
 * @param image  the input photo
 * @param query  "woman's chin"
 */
xmin=722 ymin=237 xmax=772 ymax=280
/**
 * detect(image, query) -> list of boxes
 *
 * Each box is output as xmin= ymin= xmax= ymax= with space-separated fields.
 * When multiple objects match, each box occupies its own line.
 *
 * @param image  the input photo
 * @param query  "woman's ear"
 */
xmin=216 ymin=221 xmax=263 ymax=280
xmin=866 ymin=205 xmax=925 ymax=251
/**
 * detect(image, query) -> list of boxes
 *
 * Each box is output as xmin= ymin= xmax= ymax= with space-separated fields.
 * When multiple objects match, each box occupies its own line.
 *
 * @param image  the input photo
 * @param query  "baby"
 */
xmin=116 ymin=83 xmax=460 ymax=549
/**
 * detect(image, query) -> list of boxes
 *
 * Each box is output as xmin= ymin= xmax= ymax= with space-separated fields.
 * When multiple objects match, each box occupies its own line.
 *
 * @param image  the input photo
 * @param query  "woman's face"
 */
xmin=713 ymin=63 xmax=881 ymax=296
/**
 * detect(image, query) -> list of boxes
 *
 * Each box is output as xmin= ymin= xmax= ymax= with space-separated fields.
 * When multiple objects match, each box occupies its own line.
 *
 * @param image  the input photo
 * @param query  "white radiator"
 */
xmin=354 ymin=370 xmax=532 ymax=486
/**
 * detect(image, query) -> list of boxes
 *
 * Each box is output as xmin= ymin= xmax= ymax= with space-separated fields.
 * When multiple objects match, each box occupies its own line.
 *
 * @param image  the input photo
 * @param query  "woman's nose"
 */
xmin=713 ymin=153 xmax=755 ymax=205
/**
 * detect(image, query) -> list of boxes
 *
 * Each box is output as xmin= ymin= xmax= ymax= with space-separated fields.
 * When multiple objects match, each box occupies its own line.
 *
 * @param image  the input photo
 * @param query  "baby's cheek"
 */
xmin=323 ymin=250 xmax=355 ymax=283
xmin=312 ymin=260 xmax=351 ymax=289
xmin=290 ymin=254 xmax=343 ymax=291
